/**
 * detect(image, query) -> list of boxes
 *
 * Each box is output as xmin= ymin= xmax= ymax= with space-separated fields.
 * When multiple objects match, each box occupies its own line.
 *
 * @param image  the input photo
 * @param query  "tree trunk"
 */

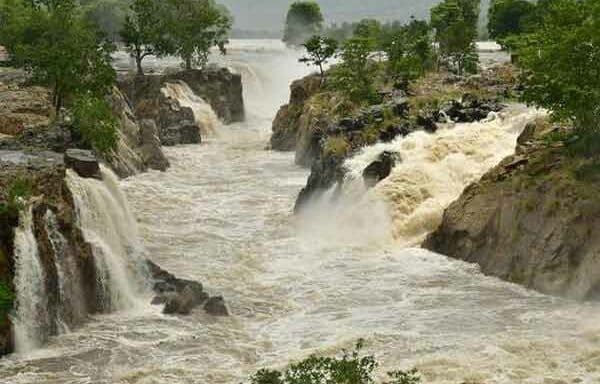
xmin=136 ymin=55 xmax=144 ymax=76
xmin=185 ymin=56 xmax=192 ymax=70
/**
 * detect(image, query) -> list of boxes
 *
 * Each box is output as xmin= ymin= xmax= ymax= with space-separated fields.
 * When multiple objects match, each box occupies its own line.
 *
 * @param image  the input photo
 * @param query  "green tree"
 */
xmin=488 ymin=0 xmax=536 ymax=40
xmin=430 ymin=0 xmax=481 ymax=75
xmin=248 ymin=340 xmax=421 ymax=384
xmin=283 ymin=1 xmax=324 ymax=46
xmin=165 ymin=0 xmax=232 ymax=70
xmin=353 ymin=19 xmax=383 ymax=51
xmin=0 ymin=0 xmax=116 ymax=112
xmin=81 ymin=0 xmax=130 ymax=41
xmin=299 ymin=35 xmax=338 ymax=83
xmin=329 ymin=38 xmax=379 ymax=104
xmin=383 ymin=18 xmax=433 ymax=90
xmin=71 ymin=93 xmax=119 ymax=153
xmin=518 ymin=0 xmax=600 ymax=133
xmin=120 ymin=0 xmax=173 ymax=75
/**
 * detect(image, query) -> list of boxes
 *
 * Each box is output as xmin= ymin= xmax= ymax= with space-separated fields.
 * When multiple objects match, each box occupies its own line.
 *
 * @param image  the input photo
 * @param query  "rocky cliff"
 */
xmin=285 ymin=67 xmax=513 ymax=212
xmin=118 ymin=68 xmax=244 ymax=146
xmin=424 ymin=119 xmax=600 ymax=300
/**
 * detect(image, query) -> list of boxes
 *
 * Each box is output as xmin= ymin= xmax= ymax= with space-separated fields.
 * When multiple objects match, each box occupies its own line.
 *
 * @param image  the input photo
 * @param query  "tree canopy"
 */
xmin=299 ymin=35 xmax=338 ymax=82
xmin=283 ymin=1 xmax=324 ymax=46
xmin=431 ymin=0 xmax=480 ymax=75
xmin=488 ymin=0 xmax=536 ymax=40
xmin=518 ymin=0 xmax=600 ymax=133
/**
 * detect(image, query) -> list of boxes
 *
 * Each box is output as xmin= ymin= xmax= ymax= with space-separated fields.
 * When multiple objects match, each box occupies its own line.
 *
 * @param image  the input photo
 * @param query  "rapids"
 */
xmin=2 ymin=40 xmax=600 ymax=384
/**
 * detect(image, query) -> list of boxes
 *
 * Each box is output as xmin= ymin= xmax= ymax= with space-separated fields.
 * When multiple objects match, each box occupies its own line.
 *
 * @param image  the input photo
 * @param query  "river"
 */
xmin=1 ymin=40 xmax=600 ymax=384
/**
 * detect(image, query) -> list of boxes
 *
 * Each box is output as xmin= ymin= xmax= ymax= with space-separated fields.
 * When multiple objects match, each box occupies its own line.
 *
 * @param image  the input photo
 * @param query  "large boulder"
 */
xmin=362 ymin=151 xmax=400 ymax=188
xmin=203 ymin=296 xmax=229 ymax=316
xmin=64 ymin=149 xmax=101 ymax=180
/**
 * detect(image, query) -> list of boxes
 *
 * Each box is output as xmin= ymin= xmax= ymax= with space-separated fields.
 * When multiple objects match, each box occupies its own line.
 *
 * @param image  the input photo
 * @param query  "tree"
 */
xmin=329 ymin=38 xmax=379 ymax=104
xmin=431 ymin=0 xmax=481 ymax=75
xmin=81 ymin=0 xmax=130 ymax=41
xmin=248 ymin=340 xmax=421 ymax=384
xmin=0 ymin=0 xmax=116 ymax=112
xmin=488 ymin=0 xmax=536 ymax=40
xmin=283 ymin=1 xmax=324 ymax=46
xmin=518 ymin=0 xmax=600 ymax=133
xmin=164 ymin=0 xmax=232 ymax=70
xmin=353 ymin=19 xmax=383 ymax=51
xmin=383 ymin=18 xmax=434 ymax=90
xmin=120 ymin=0 xmax=172 ymax=75
xmin=299 ymin=35 xmax=338 ymax=83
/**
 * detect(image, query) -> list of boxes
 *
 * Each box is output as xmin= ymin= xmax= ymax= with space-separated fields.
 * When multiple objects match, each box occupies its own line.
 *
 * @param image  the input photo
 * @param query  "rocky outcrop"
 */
xmin=0 ymin=83 xmax=51 ymax=136
xmin=118 ymin=68 xmax=244 ymax=146
xmin=424 ymin=120 xmax=600 ymax=300
xmin=0 ymin=151 xmax=99 ymax=355
xmin=147 ymin=260 xmax=229 ymax=316
xmin=363 ymin=151 xmax=400 ymax=188
xmin=270 ymin=74 xmax=323 ymax=153
xmin=0 ymin=76 xmax=169 ymax=178
xmin=64 ymin=149 xmax=101 ymax=180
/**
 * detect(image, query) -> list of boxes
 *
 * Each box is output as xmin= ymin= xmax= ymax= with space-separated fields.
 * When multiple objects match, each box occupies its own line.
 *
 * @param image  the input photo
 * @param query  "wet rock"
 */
xmin=363 ymin=151 xmax=400 ymax=188
xmin=139 ymin=119 xmax=169 ymax=171
xmin=163 ymin=286 xmax=196 ymax=315
xmin=64 ymin=149 xmax=101 ymax=180
xmin=416 ymin=113 xmax=438 ymax=133
xmin=379 ymin=121 xmax=415 ymax=143
xmin=203 ymin=296 xmax=229 ymax=316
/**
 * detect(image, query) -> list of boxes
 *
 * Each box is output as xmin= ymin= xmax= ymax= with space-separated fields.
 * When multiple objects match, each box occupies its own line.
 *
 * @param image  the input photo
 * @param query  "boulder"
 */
xmin=163 ymin=286 xmax=196 ymax=315
xmin=416 ymin=113 xmax=438 ymax=133
xmin=204 ymin=296 xmax=229 ymax=316
xmin=362 ymin=151 xmax=400 ymax=188
xmin=64 ymin=149 xmax=101 ymax=180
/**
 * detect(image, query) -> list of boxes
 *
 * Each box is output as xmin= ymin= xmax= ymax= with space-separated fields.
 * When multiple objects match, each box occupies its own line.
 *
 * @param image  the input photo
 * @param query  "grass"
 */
xmin=323 ymin=136 xmax=351 ymax=158
xmin=0 ymin=176 xmax=33 ymax=217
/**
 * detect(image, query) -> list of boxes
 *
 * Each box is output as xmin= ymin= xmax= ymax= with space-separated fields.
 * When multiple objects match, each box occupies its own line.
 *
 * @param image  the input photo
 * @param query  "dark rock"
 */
xmin=203 ymin=296 xmax=229 ymax=316
xmin=391 ymin=97 xmax=410 ymax=117
xmin=64 ymin=149 xmax=101 ymax=180
xmin=163 ymin=286 xmax=196 ymax=315
xmin=379 ymin=121 xmax=416 ymax=143
xmin=363 ymin=151 xmax=400 ymax=188
xmin=416 ymin=113 xmax=438 ymax=133
xmin=139 ymin=119 xmax=169 ymax=171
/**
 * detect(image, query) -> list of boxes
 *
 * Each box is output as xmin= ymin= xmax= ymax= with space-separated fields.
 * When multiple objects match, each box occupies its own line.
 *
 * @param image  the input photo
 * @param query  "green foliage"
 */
xmin=299 ymin=35 xmax=338 ymax=81
xmin=283 ymin=1 xmax=324 ymax=46
xmin=0 ymin=0 xmax=116 ymax=111
xmin=488 ymin=0 xmax=536 ymax=40
xmin=81 ymin=0 xmax=130 ymax=41
xmin=431 ymin=0 xmax=480 ymax=75
xmin=518 ymin=0 xmax=600 ymax=133
xmin=248 ymin=340 xmax=421 ymax=384
xmin=164 ymin=0 xmax=232 ymax=70
xmin=329 ymin=38 xmax=379 ymax=104
xmin=120 ymin=0 xmax=173 ymax=75
xmin=71 ymin=93 xmax=118 ymax=154
xmin=0 ymin=177 xmax=33 ymax=217
xmin=385 ymin=369 xmax=421 ymax=384
xmin=353 ymin=19 xmax=383 ymax=51
xmin=383 ymin=18 xmax=434 ymax=90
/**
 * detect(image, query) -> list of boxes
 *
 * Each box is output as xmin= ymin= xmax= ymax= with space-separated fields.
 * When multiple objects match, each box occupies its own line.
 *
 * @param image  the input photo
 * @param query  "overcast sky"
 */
xmin=219 ymin=0 xmax=490 ymax=31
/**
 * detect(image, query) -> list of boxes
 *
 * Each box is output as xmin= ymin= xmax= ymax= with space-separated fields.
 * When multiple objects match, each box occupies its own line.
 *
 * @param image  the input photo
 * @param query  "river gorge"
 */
xmin=1 ymin=40 xmax=600 ymax=384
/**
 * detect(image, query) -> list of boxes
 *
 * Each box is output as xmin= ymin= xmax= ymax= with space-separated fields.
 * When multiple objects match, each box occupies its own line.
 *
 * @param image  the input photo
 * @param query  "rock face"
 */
xmin=0 ymin=83 xmax=51 ymax=136
xmin=118 ymin=68 xmax=244 ymax=146
xmin=270 ymin=74 xmax=323 ymax=153
xmin=0 ymin=78 xmax=169 ymax=178
xmin=64 ymin=149 xmax=101 ymax=180
xmin=0 ymin=152 xmax=99 ymax=355
xmin=424 ymin=119 xmax=600 ymax=300
xmin=147 ymin=260 xmax=228 ymax=316
xmin=363 ymin=151 xmax=400 ymax=188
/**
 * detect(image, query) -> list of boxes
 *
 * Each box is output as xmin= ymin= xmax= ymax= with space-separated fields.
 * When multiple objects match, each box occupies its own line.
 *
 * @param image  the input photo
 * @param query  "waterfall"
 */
xmin=304 ymin=106 xmax=541 ymax=246
xmin=161 ymin=81 xmax=220 ymax=136
xmin=12 ymin=207 xmax=50 ymax=354
xmin=66 ymin=165 xmax=150 ymax=311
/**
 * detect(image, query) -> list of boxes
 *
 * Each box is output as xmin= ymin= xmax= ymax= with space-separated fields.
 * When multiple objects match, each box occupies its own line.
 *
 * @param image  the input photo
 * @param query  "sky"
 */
xmin=219 ymin=0 xmax=490 ymax=32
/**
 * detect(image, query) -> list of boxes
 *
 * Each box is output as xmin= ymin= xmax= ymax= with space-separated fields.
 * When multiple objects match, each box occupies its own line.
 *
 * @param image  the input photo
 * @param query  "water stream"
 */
xmin=2 ymin=40 xmax=600 ymax=384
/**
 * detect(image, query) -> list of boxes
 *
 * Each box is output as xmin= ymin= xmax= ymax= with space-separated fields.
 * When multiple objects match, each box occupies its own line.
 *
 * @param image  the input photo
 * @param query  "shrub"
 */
xmin=248 ymin=340 xmax=421 ymax=384
xmin=71 ymin=93 xmax=119 ymax=154
xmin=0 ymin=281 xmax=14 ymax=319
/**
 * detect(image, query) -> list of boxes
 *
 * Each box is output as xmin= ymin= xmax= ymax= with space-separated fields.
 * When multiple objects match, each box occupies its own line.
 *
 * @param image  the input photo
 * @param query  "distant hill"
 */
xmin=219 ymin=0 xmax=490 ymax=34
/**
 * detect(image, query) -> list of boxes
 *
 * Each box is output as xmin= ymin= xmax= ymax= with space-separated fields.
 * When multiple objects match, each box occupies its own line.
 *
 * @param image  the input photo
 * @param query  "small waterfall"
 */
xmin=66 ymin=165 xmax=150 ymax=311
xmin=12 ymin=207 xmax=50 ymax=354
xmin=306 ymin=106 xmax=541 ymax=246
xmin=161 ymin=81 xmax=220 ymax=136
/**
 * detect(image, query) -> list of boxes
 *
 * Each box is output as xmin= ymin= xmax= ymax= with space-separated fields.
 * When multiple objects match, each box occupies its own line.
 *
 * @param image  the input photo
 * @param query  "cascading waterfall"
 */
xmin=161 ymin=81 xmax=220 ymax=136
xmin=305 ymin=106 xmax=542 ymax=246
xmin=66 ymin=165 xmax=150 ymax=311
xmin=12 ymin=206 xmax=50 ymax=354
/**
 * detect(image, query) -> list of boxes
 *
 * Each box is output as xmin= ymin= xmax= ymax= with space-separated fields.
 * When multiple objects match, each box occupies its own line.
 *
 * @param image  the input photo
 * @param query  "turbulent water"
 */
xmin=161 ymin=81 xmax=220 ymax=136
xmin=3 ymin=40 xmax=600 ymax=384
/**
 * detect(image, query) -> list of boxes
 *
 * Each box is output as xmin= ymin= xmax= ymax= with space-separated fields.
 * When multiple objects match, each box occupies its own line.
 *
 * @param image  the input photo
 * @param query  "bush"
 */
xmin=0 ymin=177 xmax=33 ymax=217
xmin=0 ymin=281 xmax=14 ymax=320
xmin=71 ymin=94 xmax=119 ymax=154
xmin=248 ymin=340 xmax=421 ymax=384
